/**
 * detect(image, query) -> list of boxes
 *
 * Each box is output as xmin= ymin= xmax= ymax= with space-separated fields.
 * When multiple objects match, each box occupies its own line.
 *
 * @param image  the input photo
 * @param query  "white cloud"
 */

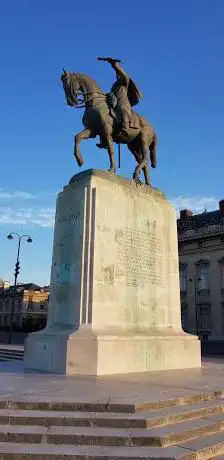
xmin=0 ymin=188 xmax=56 ymax=228
xmin=0 ymin=206 xmax=55 ymax=228
xmin=171 ymin=196 xmax=219 ymax=217
xmin=0 ymin=189 xmax=35 ymax=200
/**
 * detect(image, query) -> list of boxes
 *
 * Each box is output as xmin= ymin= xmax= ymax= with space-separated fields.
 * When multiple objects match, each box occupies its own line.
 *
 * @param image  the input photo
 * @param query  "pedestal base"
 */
xmin=24 ymin=326 xmax=201 ymax=375
xmin=24 ymin=170 xmax=201 ymax=375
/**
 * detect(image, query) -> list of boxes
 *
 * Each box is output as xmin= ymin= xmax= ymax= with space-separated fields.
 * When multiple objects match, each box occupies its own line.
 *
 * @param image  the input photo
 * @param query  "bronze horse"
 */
xmin=61 ymin=70 xmax=157 ymax=185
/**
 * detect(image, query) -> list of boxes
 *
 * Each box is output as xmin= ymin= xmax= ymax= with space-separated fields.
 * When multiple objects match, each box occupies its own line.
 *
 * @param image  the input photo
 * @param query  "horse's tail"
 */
xmin=149 ymin=132 xmax=157 ymax=168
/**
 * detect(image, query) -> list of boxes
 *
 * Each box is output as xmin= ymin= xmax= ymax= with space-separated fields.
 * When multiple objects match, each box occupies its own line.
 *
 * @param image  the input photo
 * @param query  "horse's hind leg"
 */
xmin=133 ymin=133 xmax=148 ymax=183
xmin=101 ymin=125 xmax=116 ymax=173
xmin=74 ymin=128 xmax=95 ymax=167
xmin=128 ymin=141 xmax=145 ymax=184
xmin=107 ymin=137 xmax=116 ymax=173
xmin=149 ymin=132 xmax=157 ymax=168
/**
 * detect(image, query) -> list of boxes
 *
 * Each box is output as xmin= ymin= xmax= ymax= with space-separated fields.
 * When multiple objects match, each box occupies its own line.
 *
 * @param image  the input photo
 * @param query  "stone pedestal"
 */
xmin=24 ymin=169 xmax=201 ymax=375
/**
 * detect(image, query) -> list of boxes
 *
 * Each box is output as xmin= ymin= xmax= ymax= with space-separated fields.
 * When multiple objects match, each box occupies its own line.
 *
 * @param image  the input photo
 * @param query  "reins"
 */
xmin=72 ymin=90 xmax=106 ymax=109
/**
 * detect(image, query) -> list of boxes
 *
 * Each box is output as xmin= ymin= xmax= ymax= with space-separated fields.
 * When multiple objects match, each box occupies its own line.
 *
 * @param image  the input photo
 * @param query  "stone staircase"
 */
xmin=0 ymin=391 xmax=223 ymax=458
xmin=0 ymin=346 xmax=24 ymax=363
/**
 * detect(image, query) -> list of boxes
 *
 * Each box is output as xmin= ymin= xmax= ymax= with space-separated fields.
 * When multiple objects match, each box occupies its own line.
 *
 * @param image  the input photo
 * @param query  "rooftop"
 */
xmin=177 ymin=200 xmax=224 ymax=240
xmin=0 ymin=283 xmax=49 ymax=298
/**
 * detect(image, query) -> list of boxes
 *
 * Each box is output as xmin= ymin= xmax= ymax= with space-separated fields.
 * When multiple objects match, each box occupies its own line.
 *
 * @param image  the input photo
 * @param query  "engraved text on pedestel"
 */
xmin=114 ymin=222 xmax=163 ymax=287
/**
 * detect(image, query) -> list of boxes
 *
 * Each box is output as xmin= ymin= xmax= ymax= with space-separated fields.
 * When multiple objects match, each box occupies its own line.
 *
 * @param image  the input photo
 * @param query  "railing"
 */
xmin=178 ymin=223 xmax=224 ymax=240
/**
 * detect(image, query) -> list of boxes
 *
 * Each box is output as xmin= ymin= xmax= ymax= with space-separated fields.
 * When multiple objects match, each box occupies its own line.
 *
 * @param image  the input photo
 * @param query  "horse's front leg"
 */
xmin=74 ymin=129 xmax=95 ymax=167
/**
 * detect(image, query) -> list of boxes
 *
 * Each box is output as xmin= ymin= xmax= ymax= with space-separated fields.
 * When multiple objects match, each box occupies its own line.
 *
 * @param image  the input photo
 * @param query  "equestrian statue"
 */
xmin=61 ymin=57 xmax=157 ymax=186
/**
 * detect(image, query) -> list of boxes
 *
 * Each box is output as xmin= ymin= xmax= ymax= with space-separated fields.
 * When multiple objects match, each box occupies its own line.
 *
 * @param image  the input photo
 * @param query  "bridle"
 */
xmin=72 ymin=90 xmax=106 ymax=109
xmin=62 ymin=70 xmax=106 ymax=109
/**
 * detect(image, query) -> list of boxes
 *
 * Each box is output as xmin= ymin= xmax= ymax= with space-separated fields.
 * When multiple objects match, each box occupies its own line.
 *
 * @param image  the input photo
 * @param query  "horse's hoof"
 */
xmin=108 ymin=168 xmax=116 ymax=174
xmin=133 ymin=177 xmax=142 ymax=185
xmin=75 ymin=155 xmax=84 ymax=167
xmin=133 ymin=172 xmax=142 ymax=185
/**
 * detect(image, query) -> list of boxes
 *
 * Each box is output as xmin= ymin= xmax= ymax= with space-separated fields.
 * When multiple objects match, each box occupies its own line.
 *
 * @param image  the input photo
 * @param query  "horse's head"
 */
xmin=61 ymin=69 xmax=80 ymax=107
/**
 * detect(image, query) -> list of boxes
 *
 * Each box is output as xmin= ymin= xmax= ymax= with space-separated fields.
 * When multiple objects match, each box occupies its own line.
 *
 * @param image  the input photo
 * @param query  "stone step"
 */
xmin=0 ymin=400 xmax=223 ymax=429
xmin=0 ymin=356 xmax=22 ymax=358
xmin=0 ymin=351 xmax=24 ymax=357
xmin=143 ymin=413 xmax=224 ymax=447
xmin=0 ymin=348 xmax=24 ymax=355
xmin=0 ymin=443 xmax=197 ymax=459
xmin=0 ymin=355 xmax=23 ymax=362
xmin=0 ymin=432 xmax=224 ymax=460
xmin=177 ymin=431 xmax=224 ymax=459
xmin=1 ymin=390 xmax=223 ymax=413
xmin=0 ymin=414 xmax=223 ymax=447
xmin=0 ymin=349 xmax=24 ymax=362
xmin=136 ymin=391 xmax=224 ymax=412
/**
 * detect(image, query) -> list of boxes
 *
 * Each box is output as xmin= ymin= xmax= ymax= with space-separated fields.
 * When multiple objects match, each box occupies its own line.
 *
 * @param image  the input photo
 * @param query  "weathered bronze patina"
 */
xmin=61 ymin=58 xmax=157 ymax=185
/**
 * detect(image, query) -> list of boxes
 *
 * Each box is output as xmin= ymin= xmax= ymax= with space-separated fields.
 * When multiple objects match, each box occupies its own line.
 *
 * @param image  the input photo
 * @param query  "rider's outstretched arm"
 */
xmin=110 ymin=61 xmax=129 ymax=87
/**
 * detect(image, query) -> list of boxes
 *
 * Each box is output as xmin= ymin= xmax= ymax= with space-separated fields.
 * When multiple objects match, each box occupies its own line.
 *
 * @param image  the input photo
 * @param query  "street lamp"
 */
xmin=7 ymin=232 xmax=32 ymax=344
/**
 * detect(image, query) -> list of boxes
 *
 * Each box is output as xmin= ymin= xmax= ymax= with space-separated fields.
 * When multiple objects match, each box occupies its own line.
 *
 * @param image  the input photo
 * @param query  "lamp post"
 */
xmin=7 ymin=232 xmax=32 ymax=344
xmin=188 ymin=277 xmax=201 ymax=336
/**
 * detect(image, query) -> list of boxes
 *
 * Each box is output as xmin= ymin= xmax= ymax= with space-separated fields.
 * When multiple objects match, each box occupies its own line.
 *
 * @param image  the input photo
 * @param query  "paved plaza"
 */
xmin=0 ymin=358 xmax=223 ymax=406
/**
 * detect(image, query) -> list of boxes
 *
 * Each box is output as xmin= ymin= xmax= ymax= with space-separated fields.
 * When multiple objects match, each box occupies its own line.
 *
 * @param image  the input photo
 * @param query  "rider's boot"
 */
xmin=96 ymin=140 xmax=107 ymax=149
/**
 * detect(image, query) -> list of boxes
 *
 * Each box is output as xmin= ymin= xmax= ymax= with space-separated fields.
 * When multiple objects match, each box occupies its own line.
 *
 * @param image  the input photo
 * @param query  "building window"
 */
xmin=178 ymin=242 xmax=183 ymax=253
xmin=28 ymin=298 xmax=33 ymax=311
xmin=39 ymin=302 xmax=45 ymax=310
xmin=181 ymin=303 xmax=188 ymax=332
xmin=14 ymin=299 xmax=20 ymax=313
xmin=222 ymin=304 xmax=224 ymax=334
xmin=15 ymin=314 xmax=20 ymax=325
xmin=179 ymin=264 xmax=187 ymax=293
xmin=196 ymin=260 xmax=210 ymax=292
xmin=218 ymin=258 xmax=224 ymax=294
xmin=197 ymin=305 xmax=211 ymax=333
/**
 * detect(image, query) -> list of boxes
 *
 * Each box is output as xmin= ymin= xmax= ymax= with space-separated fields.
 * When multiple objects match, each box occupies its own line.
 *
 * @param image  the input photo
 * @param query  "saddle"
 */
xmin=106 ymin=92 xmax=140 ymax=129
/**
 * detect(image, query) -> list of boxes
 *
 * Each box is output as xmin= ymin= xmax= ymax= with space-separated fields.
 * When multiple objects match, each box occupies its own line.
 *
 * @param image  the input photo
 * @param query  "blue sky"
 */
xmin=0 ymin=0 xmax=224 ymax=285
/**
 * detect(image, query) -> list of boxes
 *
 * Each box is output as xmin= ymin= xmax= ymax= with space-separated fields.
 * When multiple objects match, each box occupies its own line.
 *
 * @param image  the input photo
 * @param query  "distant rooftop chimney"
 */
xmin=219 ymin=200 xmax=224 ymax=217
xmin=179 ymin=209 xmax=193 ymax=219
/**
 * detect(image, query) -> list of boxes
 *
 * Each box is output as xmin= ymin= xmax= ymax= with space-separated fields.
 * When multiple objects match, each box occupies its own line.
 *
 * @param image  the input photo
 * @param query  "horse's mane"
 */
xmin=72 ymin=73 xmax=102 ymax=92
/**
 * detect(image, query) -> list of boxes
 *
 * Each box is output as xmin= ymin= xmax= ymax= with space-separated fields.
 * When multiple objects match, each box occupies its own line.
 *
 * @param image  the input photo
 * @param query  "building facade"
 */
xmin=0 ymin=283 xmax=49 ymax=329
xmin=0 ymin=279 xmax=10 ymax=290
xmin=178 ymin=200 xmax=224 ymax=342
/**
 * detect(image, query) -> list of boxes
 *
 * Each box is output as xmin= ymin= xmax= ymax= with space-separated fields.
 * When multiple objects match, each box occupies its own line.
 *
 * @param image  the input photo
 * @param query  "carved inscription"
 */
xmin=114 ymin=222 xmax=163 ymax=287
